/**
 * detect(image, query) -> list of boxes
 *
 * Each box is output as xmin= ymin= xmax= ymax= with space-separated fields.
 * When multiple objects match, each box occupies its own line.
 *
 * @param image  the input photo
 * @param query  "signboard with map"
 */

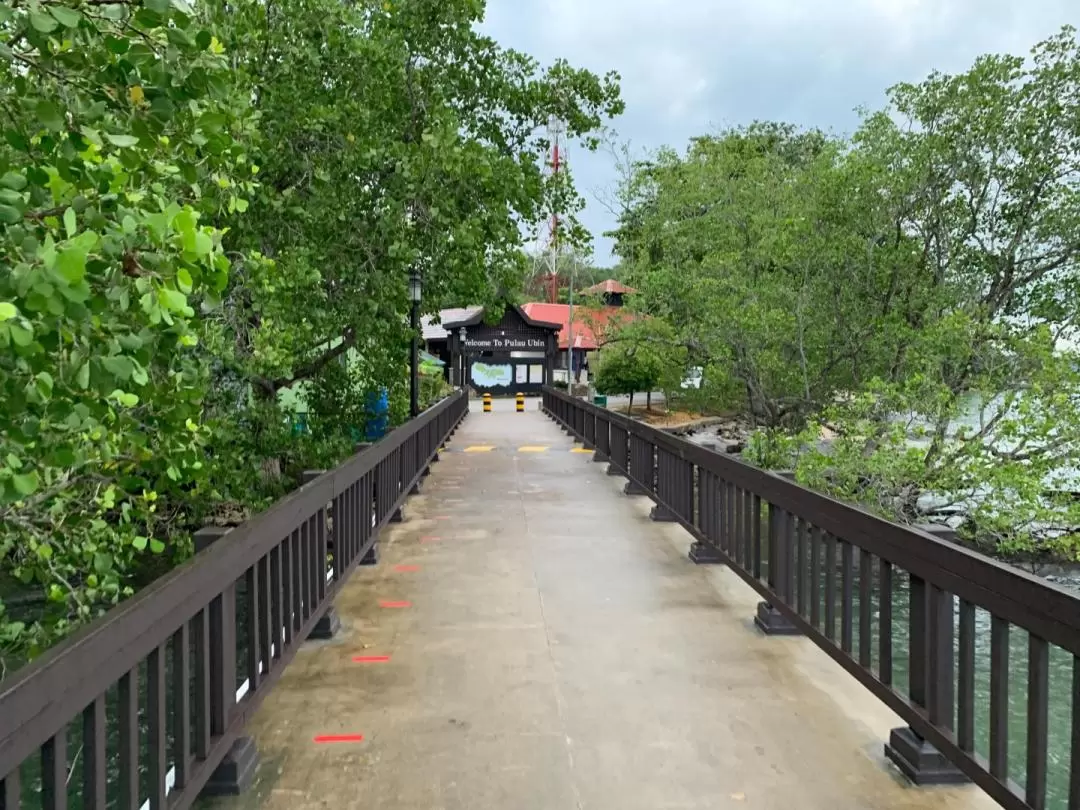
xmin=470 ymin=362 xmax=513 ymax=388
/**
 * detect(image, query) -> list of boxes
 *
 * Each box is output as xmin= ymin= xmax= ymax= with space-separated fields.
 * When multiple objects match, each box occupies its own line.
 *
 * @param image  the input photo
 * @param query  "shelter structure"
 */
xmin=435 ymin=303 xmax=561 ymax=396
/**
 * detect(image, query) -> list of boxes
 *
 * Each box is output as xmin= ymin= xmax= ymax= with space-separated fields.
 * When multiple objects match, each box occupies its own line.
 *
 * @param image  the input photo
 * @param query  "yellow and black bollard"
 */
xmin=483 ymin=392 xmax=492 ymax=413
xmin=515 ymin=392 xmax=525 ymax=413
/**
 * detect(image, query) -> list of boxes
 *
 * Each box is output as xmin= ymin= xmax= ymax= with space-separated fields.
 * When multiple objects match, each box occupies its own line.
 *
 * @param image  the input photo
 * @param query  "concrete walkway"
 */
xmin=203 ymin=399 xmax=996 ymax=810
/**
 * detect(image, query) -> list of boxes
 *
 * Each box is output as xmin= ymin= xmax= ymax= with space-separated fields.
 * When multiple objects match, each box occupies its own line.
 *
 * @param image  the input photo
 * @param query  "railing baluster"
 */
xmin=2 ymin=770 xmax=20 ymax=810
xmin=148 ymin=644 xmax=167 ymax=810
xmin=784 ymin=510 xmax=796 ymax=607
xmin=41 ymin=731 xmax=66 ymax=810
xmin=957 ymin=599 xmax=975 ymax=751
xmin=751 ymin=493 xmax=762 ymax=580
xmin=879 ymin=560 xmax=893 ymax=686
xmin=245 ymin=563 xmax=260 ymax=690
xmin=209 ymin=584 xmax=237 ymax=737
xmin=926 ymin=586 xmax=954 ymax=729
xmin=824 ymin=532 xmax=837 ymax=641
xmin=1027 ymin=634 xmax=1050 ymax=810
xmin=859 ymin=550 xmax=873 ymax=668
xmin=840 ymin=541 xmax=854 ymax=654
xmin=118 ymin=668 xmax=139 ymax=810
xmin=796 ymin=518 xmax=808 ymax=616
xmin=172 ymin=622 xmax=191 ymax=790
xmin=810 ymin=526 xmax=822 ymax=629
xmin=193 ymin=609 xmax=211 ymax=759
xmin=989 ymin=616 xmax=1010 ymax=779
xmin=270 ymin=545 xmax=283 ymax=659
xmin=83 ymin=696 xmax=107 ymax=809
xmin=259 ymin=555 xmax=273 ymax=675
xmin=308 ymin=514 xmax=320 ymax=613
xmin=300 ymin=519 xmax=311 ymax=622
xmin=286 ymin=529 xmax=299 ymax=640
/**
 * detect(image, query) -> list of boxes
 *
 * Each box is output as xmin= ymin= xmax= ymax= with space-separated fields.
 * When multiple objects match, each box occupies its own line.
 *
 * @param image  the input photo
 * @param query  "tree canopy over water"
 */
xmin=610 ymin=26 xmax=1080 ymax=562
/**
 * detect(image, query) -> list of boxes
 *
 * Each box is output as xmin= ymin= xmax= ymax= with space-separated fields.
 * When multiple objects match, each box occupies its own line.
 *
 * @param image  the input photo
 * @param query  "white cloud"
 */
xmin=481 ymin=0 xmax=1080 ymax=265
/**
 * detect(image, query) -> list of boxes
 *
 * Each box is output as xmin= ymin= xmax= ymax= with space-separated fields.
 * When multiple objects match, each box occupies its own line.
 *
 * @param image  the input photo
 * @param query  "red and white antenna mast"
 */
xmin=540 ymin=114 xmax=566 ymax=303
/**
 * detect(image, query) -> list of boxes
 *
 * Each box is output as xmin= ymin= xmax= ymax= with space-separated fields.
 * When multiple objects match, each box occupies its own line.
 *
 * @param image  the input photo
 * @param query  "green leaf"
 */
xmin=35 ymin=371 xmax=53 ymax=399
xmin=0 ymin=204 xmax=21 ymax=224
xmin=105 ymin=133 xmax=140 ymax=148
xmin=63 ymin=207 xmax=76 ymax=238
xmin=93 ymin=552 xmax=113 ymax=573
xmin=176 ymin=268 xmax=193 ymax=292
xmin=35 ymin=100 xmax=64 ymax=132
xmin=149 ymin=539 xmax=165 ymax=554
xmin=132 ymin=536 xmax=148 ymax=552
xmin=75 ymin=361 xmax=90 ymax=389
xmin=160 ymin=288 xmax=188 ymax=311
xmin=8 ymin=323 xmax=33 ymax=346
xmin=29 ymin=11 xmax=58 ymax=32
xmin=49 ymin=6 xmax=82 ymax=28
xmin=0 ymin=172 xmax=26 ymax=190
xmin=102 ymin=355 xmax=134 ymax=381
xmin=110 ymin=389 xmax=139 ymax=407
xmin=56 ymin=247 xmax=87 ymax=284
xmin=12 ymin=471 xmax=39 ymax=496
xmin=193 ymin=230 xmax=213 ymax=256
xmin=0 ymin=302 xmax=16 ymax=321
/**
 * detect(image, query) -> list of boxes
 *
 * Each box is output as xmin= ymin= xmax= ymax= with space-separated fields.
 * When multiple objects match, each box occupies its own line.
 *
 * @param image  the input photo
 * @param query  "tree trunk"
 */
xmin=628 ymin=391 xmax=634 ymax=414
xmin=647 ymin=390 xmax=652 ymax=410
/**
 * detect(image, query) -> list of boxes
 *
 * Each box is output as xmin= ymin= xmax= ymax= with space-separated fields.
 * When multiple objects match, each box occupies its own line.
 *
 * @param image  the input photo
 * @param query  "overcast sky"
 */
xmin=481 ymin=0 xmax=1079 ymax=267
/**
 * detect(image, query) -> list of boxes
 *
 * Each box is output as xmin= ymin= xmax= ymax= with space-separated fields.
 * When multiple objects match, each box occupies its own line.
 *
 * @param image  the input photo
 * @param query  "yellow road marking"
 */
xmin=464 ymin=445 xmax=495 ymax=453
xmin=518 ymin=446 xmax=549 ymax=453
xmin=571 ymin=448 xmax=592 ymax=454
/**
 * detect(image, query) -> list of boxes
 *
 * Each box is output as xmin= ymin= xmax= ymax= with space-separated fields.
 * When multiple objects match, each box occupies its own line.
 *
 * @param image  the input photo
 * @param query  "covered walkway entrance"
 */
xmin=200 ymin=400 xmax=991 ymax=810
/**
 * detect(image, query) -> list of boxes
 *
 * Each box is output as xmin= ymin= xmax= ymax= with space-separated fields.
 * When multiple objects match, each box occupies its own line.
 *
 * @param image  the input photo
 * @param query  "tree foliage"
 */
xmin=615 ymin=26 xmax=1080 ymax=561
xmin=0 ymin=0 xmax=622 ymax=667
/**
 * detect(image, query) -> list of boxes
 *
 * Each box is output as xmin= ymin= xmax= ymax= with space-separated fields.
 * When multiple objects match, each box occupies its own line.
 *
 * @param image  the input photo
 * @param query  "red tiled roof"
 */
xmin=581 ymin=279 xmax=637 ymax=296
xmin=520 ymin=303 xmax=636 ymax=350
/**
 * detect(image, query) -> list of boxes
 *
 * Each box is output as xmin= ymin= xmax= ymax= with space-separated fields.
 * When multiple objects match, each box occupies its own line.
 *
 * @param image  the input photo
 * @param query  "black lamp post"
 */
xmin=409 ymin=269 xmax=422 ymax=417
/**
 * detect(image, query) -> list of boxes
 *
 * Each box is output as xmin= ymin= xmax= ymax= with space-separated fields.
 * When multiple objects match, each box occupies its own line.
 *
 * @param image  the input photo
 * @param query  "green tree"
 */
xmin=0 ymin=0 xmax=254 ymax=658
xmin=0 ymin=0 xmax=623 ymax=667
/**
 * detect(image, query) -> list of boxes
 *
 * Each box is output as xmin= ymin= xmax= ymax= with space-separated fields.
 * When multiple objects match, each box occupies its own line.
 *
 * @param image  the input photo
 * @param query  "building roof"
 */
xmin=421 ymin=307 xmax=482 ymax=341
xmin=443 ymin=303 xmax=562 ymax=332
xmin=520 ymin=303 xmax=636 ymax=350
xmin=581 ymin=279 xmax=637 ymax=296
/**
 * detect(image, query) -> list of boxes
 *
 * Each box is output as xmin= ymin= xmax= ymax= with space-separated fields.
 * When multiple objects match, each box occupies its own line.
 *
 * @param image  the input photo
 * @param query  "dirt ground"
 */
xmin=610 ymin=403 xmax=704 ymax=426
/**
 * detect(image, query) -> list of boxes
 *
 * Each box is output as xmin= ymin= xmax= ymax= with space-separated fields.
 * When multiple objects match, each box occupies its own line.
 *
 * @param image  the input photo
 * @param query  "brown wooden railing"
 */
xmin=0 ymin=391 xmax=467 ymax=810
xmin=544 ymin=386 xmax=1080 ymax=810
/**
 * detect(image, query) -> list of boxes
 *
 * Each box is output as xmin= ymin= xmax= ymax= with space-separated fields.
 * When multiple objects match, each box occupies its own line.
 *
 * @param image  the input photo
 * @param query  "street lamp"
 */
xmin=409 ymin=269 xmax=422 ymax=417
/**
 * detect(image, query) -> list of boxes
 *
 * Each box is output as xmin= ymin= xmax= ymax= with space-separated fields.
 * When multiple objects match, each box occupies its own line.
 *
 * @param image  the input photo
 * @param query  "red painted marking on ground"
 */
xmin=394 ymin=564 xmax=420 ymax=572
xmin=379 ymin=600 xmax=411 ymax=608
xmin=313 ymin=734 xmax=364 ymax=744
xmin=352 ymin=655 xmax=390 ymax=663
xmin=435 ymin=515 xmax=451 ymax=520
xmin=420 ymin=535 xmax=441 ymax=543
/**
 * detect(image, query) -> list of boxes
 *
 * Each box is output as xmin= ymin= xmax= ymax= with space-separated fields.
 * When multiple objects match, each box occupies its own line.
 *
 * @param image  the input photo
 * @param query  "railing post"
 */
xmin=299 ymin=472 xmax=340 ymax=639
xmin=193 ymin=527 xmax=260 ymax=797
xmin=354 ymin=442 xmax=378 ymax=565
xmin=885 ymin=558 xmax=968 ymax=784
xmin=755 ymin=499 xmax=800 ymax=636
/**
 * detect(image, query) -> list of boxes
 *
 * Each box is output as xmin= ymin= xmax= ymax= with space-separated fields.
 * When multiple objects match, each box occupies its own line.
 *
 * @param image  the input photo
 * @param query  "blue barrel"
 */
xmin=365 ymin=388 xmax=390 ymax=441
